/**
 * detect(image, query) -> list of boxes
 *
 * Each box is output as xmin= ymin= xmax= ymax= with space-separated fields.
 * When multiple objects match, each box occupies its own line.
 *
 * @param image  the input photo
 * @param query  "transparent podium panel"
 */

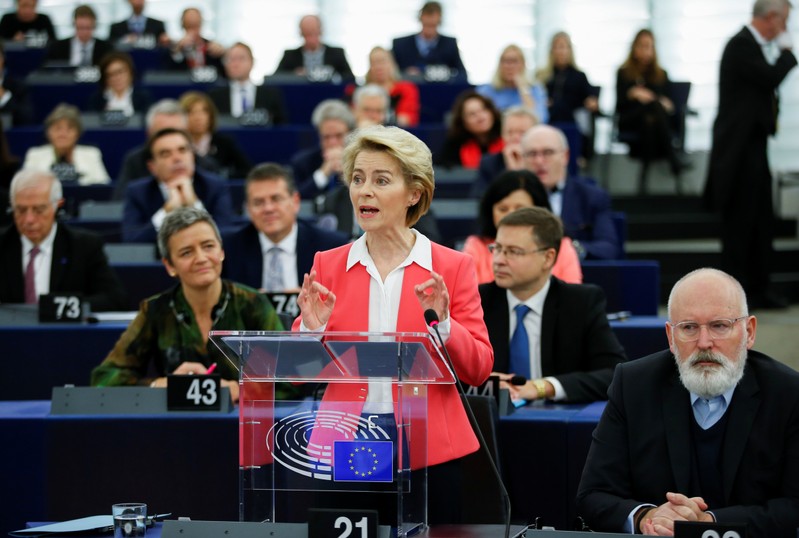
xmin=209 ymin=331 xmax=455 ymax=536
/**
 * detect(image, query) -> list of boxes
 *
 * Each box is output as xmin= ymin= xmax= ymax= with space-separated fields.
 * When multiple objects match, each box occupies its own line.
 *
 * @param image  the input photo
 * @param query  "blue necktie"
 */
xmin=509 ymin=304 xmax=531 ymax=379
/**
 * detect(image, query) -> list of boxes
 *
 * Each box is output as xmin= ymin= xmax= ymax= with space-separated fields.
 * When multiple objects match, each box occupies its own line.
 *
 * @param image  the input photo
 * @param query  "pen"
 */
xmin=205 ymin=362 xmax=218 ymax=375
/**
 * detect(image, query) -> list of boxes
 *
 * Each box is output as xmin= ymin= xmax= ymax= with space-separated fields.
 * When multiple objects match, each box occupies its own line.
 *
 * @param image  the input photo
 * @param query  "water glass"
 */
xmin=112 ymin=502 xmax=147 ymax=537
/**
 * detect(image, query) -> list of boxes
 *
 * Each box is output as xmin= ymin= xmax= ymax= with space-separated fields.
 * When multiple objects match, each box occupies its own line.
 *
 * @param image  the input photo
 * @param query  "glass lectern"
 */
xmin=210 ymin=331 xmax=455 ymax=537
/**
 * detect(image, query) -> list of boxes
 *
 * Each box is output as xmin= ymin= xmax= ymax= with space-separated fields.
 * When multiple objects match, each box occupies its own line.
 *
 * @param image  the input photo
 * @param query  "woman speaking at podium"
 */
xmin=294 ymin=125 xmax=494 ymax=522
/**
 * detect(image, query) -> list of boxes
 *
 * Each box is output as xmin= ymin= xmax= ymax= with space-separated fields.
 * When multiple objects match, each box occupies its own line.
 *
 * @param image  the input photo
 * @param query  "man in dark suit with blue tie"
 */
xmin=522 ymin=124 xmax=621 ymax=260
xmin=391 ymin=1 xmax=467 ymax=80
xmin=122 ymin=128 xmax=234 ymax=242
xmin=478 ymin=207 xmax=624 ymax=404
xmin=222 ymin=163 xmax=348 ymax=291
xmin=108 ymin=0 xmax=168 ymax=47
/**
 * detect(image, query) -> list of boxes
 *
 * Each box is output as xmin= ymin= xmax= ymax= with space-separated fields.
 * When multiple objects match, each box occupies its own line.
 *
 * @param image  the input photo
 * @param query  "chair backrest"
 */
xmin=79 ymin=200 xmax=124 ymax=220
xmin=581 ymin=260 xmax=660 ymax=316
xmin=104 ymin=243 xmax=158 ymax=263
xmin=668 ymin=80 xmax=692 ymax=148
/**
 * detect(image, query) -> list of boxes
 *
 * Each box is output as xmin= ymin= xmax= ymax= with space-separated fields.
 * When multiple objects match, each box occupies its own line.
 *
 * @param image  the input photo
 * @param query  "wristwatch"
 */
xmin=532 ymin=379 xmax=548 ymax=400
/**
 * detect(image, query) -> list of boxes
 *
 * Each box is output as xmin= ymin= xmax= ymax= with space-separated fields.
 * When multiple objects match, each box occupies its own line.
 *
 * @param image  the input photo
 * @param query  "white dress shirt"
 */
xmin=69 ymin=38 xmax=95 ymax=66
xmin=21 ymin=223 xmax=58 ymax=299
xmin=257 ymin=222 xmax=299 ymax=290
xmin=229 ymin=80 xmax=256 ymax=117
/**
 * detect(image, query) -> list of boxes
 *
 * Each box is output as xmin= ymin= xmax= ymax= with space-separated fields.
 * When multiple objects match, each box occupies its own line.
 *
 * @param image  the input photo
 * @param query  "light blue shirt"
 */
xmin=475 ymin=83 xmax=549 ymax=124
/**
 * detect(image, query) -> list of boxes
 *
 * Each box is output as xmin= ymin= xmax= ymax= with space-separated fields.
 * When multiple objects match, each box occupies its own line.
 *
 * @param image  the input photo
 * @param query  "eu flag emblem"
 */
xmin=333 ymin=441 xmax=393 ymax=482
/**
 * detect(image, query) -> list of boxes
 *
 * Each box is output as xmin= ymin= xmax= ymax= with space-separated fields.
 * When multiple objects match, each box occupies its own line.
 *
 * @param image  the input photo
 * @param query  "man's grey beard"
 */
xmin=675 ymin=340 xmax=747 ymax=399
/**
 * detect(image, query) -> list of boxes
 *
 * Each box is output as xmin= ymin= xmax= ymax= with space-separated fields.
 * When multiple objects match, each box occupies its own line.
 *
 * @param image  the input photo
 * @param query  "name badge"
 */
xmin=74 ymin=66 xmax=101 ymax=83
xmin=190 ymin=66 xmax=218 ymax=83
xmin=674 ymin=521 xmax=747 ymax=538
xmin=39 ymin=293 xmax=84 ymax=322
xmin=308 ymin=508 xmax=378 ymax=538
xmin=307 ymin=65 xmax=335 ymax=83
xmin=167 ymin=374 xmax=222 ymax=411
xmin=423 ymin=64 xmax=452 ymax=82
xmin=239 ymin=108 xmax=270 ymax=127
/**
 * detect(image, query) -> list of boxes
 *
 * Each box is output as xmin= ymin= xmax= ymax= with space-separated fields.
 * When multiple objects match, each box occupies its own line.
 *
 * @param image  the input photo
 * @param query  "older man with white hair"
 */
xmin=577 ymin=267 xmax=799 ymax=536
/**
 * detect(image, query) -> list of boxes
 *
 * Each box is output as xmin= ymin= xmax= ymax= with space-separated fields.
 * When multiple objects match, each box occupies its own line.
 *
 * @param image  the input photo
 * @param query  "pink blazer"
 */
xmin=293 ymin=241 xmax=494 ymax=467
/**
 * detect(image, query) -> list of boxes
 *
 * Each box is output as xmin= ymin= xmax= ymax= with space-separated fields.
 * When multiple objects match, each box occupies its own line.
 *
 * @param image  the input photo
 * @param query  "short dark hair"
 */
xmin=497 ymin=206 xmax=562 ymax=257
xmin=479 ymin=170 xmax=550 ymax=238
xmin=73 ymin=4 xmax=96 ymax=21
xmin=98 ymin=51 xmax=135 ymax=89
xmin=420 ymin=2 xmax=442 ymax=16
xmin=146 ymin=127 xmax=191 ymax=160
xmin=245 ymin=162 xmax=297 ymax=195
xmin=447 ymin=90 xmax=502 ymax=146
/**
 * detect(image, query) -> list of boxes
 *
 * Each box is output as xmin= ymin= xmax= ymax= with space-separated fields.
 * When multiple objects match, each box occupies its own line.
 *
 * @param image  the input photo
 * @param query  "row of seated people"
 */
xmin=6 ymin=129 xmax=791 ymax=533
xmin=1 ymin=1 xmax=685 ymax=174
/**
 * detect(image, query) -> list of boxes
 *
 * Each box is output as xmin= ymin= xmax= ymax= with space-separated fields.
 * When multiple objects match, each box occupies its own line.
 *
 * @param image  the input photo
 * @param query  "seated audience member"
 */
xmin=222 ymin=163 xmax=348 ymax=292
xmin=391 ymin=1 xmax=467 ymax=80
xmin=537 ymin=31 xmax=599 ymax=128
xmin=179 ymin=91 xmax=251 ymax=179
xmin=577 ymin=267 xmax=799 ymax=536
xmin=464 ymin=170 xmax=581 ymax=285
xmin=91 ymin=207 xmax=288 ymax=403
xmin=291 ymin=99 xmax=355 ymax=201
xmin=0 ymin=117 xmax=20 ymax=191
xmin=87 ymin=51 xmax=153 ymax=116
xmin=122 ymin=127 xmax=234 ymax=242
xmin=275 ymin=14 xmax=354 ymax=82
xmin=23 ymin=103 xmax=110 ymax=185
xmin=208 ymin=42 xmax=288 ymax=124
xmin=477 ymin=44 xmax=548 ymax=122
xmin=0 ymin=0 xmax=55 ymax=43
xmin=107 ymin=0 xmax=169 ymax=47
xmin=45 ymin=5 xmax=113 ymax=67
xmin=0 ymin=41 xmax=35 ymax=125
xmin=522 ymin=124 xmax=620 ymax=260
xmin=114 ymin=99 xmax=218 ymax=198
xmin=346 ymin=46 xmax=420 ymax=127
xmin=479 ymin=207 xmax=624 ymax=403
xmin=352 ymin=83 xmax=390 ymax=128
xmin=168 ymin=7 xmax=225 ymax=73
xmin=473 ymin=106 xmax=538 ymax=198
xmin=615 ymin=29 xmax=684 ymax=175
xmin=0 ymin=170 xmax=127 ymax=310
xmin=434 ymin=90 xmax=503 ymax=169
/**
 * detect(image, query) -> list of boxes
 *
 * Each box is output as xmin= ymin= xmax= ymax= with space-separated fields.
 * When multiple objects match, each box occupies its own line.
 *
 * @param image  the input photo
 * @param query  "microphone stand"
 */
xmin=426 ymin=312 xmax=512 ymax=538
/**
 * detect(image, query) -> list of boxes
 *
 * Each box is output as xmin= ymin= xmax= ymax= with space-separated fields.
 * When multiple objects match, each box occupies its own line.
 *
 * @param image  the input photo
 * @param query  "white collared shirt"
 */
xmin=229 ymin=80 xmax=256 ymax=118
xmin=548 ymin=178 xmax=567 ymax=218
xmin=20 ymin=223 xmax=58 ymax=300
xmin=70 ymin=37 xmax=95 ymax=66
xmin=257 ymin=222 xmax=299 ymax=290
xmin=151 ymin=181 xmax=205 ymax=232
xmin=506 ymin=279 xmax=567 ymax=400
xmin=746 ymin=23 xmax=779 ymax=64
xmin=103 ymin=87 xmax=134 ymax=116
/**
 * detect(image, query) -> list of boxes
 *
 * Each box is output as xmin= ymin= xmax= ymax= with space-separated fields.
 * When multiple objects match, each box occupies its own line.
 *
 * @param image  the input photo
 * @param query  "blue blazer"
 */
xmin=221 ymin=219 xmax=349 ymax=289
xmin=122 ymin=171 xmax=234 ymax=242
xmin=560 ymin=176 xmax=620 ymax=260
xmin=391 ymin=33 xmax=467 ymax=79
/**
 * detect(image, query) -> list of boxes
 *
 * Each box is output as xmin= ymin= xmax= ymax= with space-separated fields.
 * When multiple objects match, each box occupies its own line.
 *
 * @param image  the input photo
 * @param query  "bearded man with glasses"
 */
xmin=577 ymin=267 xmax=799 ymax=536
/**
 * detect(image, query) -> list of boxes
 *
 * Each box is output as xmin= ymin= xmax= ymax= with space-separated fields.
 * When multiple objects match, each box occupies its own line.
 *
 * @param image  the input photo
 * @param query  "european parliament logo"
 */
xmin=333 ymin=441 xmax=393 ymax=482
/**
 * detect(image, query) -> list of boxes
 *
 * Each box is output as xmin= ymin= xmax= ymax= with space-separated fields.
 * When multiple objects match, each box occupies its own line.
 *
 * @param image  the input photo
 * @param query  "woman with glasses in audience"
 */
xmin=87 ymin=51 xmax=152 ymax=117
xmin=463 ymin=169 xmax=581 ymax=285
xmin=477 ymin=44 xmax=548 ymax=123
xmin=22 ymin=103 xmax=109 ymax=185
xmin=435 ymin=89 xmax=503 ymax=169
xmin=179 ymin=91 xmax=252 ymax=179
xmin=91 ymin=207 xmax=287 ymax=403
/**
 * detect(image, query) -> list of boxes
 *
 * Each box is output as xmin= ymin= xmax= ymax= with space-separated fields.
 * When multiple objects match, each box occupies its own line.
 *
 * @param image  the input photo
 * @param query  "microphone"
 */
xmin=423 ymin=309 xmax=512 ymax=538
xmin=509 ymin=375 xmax=527 ymax=386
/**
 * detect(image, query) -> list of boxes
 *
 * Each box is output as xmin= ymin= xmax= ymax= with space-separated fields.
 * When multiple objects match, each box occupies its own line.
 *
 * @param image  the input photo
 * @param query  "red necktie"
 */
xmin=24 ymin=246 xmax=40 ymax=304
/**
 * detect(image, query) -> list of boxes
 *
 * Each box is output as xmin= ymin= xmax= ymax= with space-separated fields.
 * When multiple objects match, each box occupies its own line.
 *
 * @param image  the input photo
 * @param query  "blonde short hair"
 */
xmin=341 ymin=125 xmax=434 ymax=227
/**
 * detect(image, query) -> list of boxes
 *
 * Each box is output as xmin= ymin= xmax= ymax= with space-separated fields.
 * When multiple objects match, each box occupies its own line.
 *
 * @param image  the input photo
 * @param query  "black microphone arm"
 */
xmin=423 ymin=309 xmax=512 ymax=538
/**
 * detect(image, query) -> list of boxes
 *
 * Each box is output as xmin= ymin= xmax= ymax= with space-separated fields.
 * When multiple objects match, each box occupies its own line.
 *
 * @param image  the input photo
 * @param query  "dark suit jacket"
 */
xmin=391 ymin=33 xmax=466 ymax=78
xmin=275 ymin=45 xmax=354 ymax=81
xmin=199 ymin=132 xmax=251 ymax=179
xmin=561 ymin=176 xmax=620 ymax=260
xmin=113 ymin=146 xmax=219 ymax=200
xmin=0 ymin=74 xmax=34 ymax=125
xmin=208 ymin=84 xmax=288 ymax=125
xmin=704 ymin=27 xmax=797 ymax=211
xmin=86 ymin=86 xmax=153 ymax=114
xmin=45 ymin=37 xmax=114 ymax=66
xmin=479 ymin=277 xmax=624 ymax=402
xmin=122 ymin=170 xmax=234 ymax=242
xmin=108 ymin=16 xmax=166 ymax=42
xmin=0 ymin=223 xmax=127 ymax=311
xmin=576 ymin=349 xmax=799 ymax=537
xmin=221 ymin=219 xmax=349 ymax=289
xmin=472 ymin=152 xmax=506 ymax=198
xmin=290 ymin=146 xmax=335 ymax=200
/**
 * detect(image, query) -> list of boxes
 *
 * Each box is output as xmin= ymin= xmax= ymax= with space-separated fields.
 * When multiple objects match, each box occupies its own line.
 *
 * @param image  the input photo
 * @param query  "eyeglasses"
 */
xmin=523 ymin=148 xmax=559 ymax=160
xmin=669 ymin=317 xmax=748 ymax=342
xmin=248 ymin=195 xmax=290 ymax=209
xmin=487 ymin=243 xmax=550 ymax=259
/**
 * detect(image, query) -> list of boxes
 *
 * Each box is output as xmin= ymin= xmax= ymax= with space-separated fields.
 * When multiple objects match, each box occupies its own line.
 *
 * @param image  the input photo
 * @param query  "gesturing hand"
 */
xmin=414 ymin=271 xmax=450 ymax=323
xmin=297 ymin=269 xmax=336 ymax=330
